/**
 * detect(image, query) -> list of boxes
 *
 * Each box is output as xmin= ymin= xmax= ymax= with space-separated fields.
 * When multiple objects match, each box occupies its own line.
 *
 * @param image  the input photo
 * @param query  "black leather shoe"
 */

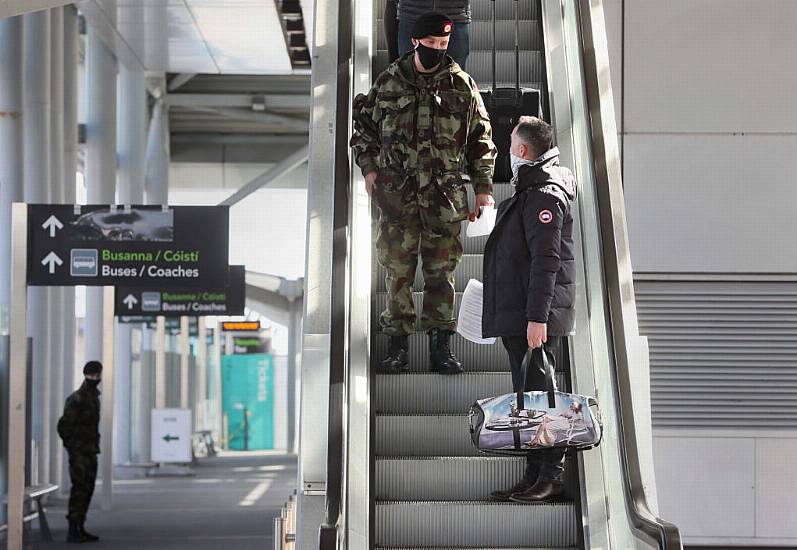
xmin=379 ymin=335 xmax=409 ymax=373
xmin=509 ymin=479 xmax=564 ymax=503
xmin=428 ymin=329 xmax=463 ymax=374
xmin=490 ymin=477 xmax=536 ymax=502
xmin=66 ymin=520 xmax=87 ymax=543
xmin=80 ymin=523 xmax=100 ymax=542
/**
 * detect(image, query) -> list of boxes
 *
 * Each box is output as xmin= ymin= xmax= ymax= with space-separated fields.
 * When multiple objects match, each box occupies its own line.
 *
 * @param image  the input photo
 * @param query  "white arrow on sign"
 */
xmin=41 ymin=252 xmax=63 ymax=274
xmin=42 ymin=215 xmax=64 ymax=238
xmin=123 ymin=294 xmax=139 ymax=310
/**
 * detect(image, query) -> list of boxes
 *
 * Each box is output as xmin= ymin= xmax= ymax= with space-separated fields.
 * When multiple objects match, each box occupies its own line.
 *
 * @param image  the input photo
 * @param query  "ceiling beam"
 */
xmin=219 ymin=144 xmax=309 ymax=206
xmin=170 ymin=134 xmax=308 ymax=145
xmin=168 ymin=93 xmax=311 ymax=110
xmin=168 ymin=73 xmax=198 ymax=92
xmin=189 ymin=106 xmax=309 ymax=131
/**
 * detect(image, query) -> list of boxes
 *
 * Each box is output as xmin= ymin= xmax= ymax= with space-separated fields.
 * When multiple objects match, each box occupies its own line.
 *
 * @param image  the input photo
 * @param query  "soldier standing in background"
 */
xmin=57 ymin=361 xmax=103 ymax=543
xmin=351 ymin=12 xmax=496 ymax=375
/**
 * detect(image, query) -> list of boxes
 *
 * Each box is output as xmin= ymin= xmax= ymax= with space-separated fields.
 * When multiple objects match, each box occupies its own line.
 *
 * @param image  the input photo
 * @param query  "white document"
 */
xmin=465 ymin=205 xmax=497 ymax=237
xmin=457 ymin=279 xmax=497 ymax=345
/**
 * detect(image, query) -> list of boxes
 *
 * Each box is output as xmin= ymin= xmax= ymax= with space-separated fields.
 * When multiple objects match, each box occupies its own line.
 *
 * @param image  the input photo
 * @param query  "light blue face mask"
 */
xmin=510 ymin=152 xmax=536 ymax=179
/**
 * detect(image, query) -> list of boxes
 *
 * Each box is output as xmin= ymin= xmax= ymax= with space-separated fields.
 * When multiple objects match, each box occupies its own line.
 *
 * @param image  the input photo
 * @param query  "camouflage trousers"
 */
xmin=375 ymin=182 xmax=466 ymax=336
xmin=67 ymin=450 xmax=97 ymax=522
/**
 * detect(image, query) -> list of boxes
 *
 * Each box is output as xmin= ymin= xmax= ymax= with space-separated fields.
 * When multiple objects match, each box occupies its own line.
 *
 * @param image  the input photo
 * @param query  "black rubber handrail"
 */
xmin=319 ymin=0 xmax=354 ymax=544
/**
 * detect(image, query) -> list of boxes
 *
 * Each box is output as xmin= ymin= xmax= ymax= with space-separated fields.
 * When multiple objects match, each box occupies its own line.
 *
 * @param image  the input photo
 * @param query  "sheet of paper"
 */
xmin=466 ymin=205 xmax=497 ymax=238
xmin=456 ymin=279 xmax=497 ymax=345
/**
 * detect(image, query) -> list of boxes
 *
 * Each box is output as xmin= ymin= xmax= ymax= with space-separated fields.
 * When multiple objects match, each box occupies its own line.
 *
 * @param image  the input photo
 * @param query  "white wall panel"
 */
xmin=654 ymin=437 xmax=755 ymax=539
xmin=756 ymin=438 xmax=797 ymax=538
xmin=625 ymin=0 xmax=797 ymax=133
xmin=624 ymin=134 xmax=797 ymax=272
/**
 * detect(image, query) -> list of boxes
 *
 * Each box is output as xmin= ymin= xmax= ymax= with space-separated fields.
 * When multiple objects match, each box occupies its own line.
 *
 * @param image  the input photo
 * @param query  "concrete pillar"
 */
xmin=60 ymin=3 xmax=79 ymax=496
xmin=48 ymin=6 xmax=65 ymax=490
xmin=145 ymin=96 xmax=169 ymax=205
xmin=114 ymin=66 xmax=146 ymax=466
xmin=287 ymin=297 xmax=302 ymax=454
xmin=180 ymin=316 xmax=189 ymax=409
xmin=197 ymin=317 xmax=207 ymax=430
xmin=23 ymin=9 xmax=52 ymax=485
xmin=0 ymin=17 xmax=24 ymax=325
xmin=0 ymin=15 xmax=24 ymax=524
xmin=139 ymin=90 xmax=169 ymax=460
xmin=84 ymin=29 xmax=117 ymax=364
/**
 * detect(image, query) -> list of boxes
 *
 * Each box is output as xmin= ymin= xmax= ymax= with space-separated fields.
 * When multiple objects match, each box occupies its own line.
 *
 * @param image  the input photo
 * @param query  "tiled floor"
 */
xmin=27 ymin=452 xmax=297 ymax=549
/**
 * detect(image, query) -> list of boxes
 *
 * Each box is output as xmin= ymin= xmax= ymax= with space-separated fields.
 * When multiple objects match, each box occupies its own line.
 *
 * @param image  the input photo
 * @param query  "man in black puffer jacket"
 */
xmin=397 ymin=0 xmax=471 ymax=68
xmin=482 ymin=116 xmax=577 ymax=502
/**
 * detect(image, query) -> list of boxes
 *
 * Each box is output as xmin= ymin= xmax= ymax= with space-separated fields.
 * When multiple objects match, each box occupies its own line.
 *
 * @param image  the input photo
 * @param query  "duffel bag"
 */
xmin=469 ymin=346 xmax=602 ymax=455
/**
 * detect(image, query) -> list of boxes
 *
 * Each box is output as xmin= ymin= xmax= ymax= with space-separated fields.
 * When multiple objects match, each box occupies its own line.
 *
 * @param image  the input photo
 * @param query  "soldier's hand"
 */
xmin=527 ymin=321 xmax=547 ymax=349
xmin=364 ymin=172 xmax=377 ymax=199
xmin=470 ymin=193 xmax=495 ymax=222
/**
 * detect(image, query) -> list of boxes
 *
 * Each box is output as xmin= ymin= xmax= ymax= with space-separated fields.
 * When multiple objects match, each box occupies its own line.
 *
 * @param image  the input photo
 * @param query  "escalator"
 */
xmin=371 ymin=2 xmax=576 ymax=547
xmin=302 ymin=0 xmax=684 ymax=548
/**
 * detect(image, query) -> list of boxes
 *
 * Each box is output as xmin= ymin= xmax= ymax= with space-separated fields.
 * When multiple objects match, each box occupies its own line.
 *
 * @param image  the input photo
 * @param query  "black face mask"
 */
xmin=415 ymin=43 xmax=447 ymax=70
xmin=85 ymin=378 xmax=101 ymax=389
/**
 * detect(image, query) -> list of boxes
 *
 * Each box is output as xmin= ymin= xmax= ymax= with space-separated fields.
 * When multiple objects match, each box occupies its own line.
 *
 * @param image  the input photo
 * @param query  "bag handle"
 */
xmin=516 ymin=346 xmax=557 ymax=411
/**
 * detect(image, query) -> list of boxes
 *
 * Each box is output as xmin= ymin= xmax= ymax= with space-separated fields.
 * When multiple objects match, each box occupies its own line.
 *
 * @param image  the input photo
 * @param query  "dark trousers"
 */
xmin=398 ymin=20 xmax=470 ymax=69
xmin=385 ymin=0 xmax=400 ymax=63
xmin=67 ymin=450 xmax=97 ymax=523
xmin=502 ymin=335 xmax=566 ymax=483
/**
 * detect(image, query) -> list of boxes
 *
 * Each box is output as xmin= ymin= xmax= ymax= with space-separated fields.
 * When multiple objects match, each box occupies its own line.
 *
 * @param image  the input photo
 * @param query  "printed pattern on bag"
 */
xmin=470 ymin=390 xmax=601 ymax=452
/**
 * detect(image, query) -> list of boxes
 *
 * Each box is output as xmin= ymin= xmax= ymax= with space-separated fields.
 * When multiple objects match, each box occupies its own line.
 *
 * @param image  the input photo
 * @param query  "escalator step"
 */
xmin=375 ymin=254 xmax=483 ymax=294
xmin=375 ymin=372 xmax=566 ymax=414
xmin=375 ymin=372 xmax=510 ymax=414
xmin=372 ymin=332 xmax=510 ymax=372
xmin=375 ymin=501 xmax=576 ymax=547
xmin=376 ymin=414 xmax=481 ymax=456
xmin=376 ymin=456 xmax=526 ymax=500
xmin=471 ymin=0 xmax=540 ymax=21
xmin=469 ymin=20 xmax=542 ymax=51
xmin=377 ymin=547 xmax=576 ymax=550
xmin=375 ymin=416 xmax=580 ymax=463
xmin=375 ymin=21 xmax=540 ymax=52
xmin=467 ymin=51 xmax=543 ymax=89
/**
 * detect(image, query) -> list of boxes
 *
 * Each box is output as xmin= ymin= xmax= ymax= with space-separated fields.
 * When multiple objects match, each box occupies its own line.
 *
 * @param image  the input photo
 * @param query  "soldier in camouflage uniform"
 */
xmin=351 ymin=12 xmax=496 ymax=374
xmin=57 ymin=361 xmax=102 ymax=543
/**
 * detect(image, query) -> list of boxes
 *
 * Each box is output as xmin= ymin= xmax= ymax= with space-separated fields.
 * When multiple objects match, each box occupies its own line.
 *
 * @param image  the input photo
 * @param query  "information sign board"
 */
xmin=27 ymin=205 xmax=229 ymax=286
xmin=115 ymin=265 xmax=245 ymax=316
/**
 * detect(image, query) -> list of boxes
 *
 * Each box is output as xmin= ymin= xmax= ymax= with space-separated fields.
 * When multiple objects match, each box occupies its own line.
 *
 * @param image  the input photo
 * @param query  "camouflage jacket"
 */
xmin=57 ymin=381 xmax=101 ymax=454
xmin=350 ymin=53 xmax=496 ymax=197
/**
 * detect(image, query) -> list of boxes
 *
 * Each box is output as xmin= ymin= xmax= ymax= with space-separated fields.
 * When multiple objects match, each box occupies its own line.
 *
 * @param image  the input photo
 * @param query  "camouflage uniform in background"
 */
xmin=351 ymin=52 xmax=496 ymax=336
xmin=57 ymin=381 xmax=101 ymax=524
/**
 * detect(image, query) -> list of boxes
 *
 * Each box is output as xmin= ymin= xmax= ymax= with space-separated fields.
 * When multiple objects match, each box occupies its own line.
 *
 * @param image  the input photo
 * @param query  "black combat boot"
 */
xmin=80 ymin=523 xmax=100 ymax=542
xmin=428 ymin=328 xmax=463 ymax=374
xmin=66 ymin=520 xmax=87 ymax=543
xmin=379 ymin=335 xmax=409 ymax=373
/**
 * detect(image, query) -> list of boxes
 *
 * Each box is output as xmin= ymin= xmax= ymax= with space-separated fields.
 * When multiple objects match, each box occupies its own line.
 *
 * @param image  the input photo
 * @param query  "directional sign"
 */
xmin=151 ymin=408 xmax=192 ymax=463
xmin=27 ymin=205 xmax=230 ymax=287
xmin=114 ymin=265 xmax=245 ymax=317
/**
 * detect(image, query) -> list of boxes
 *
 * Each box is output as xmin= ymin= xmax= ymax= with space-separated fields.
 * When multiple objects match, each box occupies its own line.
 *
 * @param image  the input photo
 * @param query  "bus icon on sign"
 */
xmin=70 ymin=249 xmax=98 ymax=277
xmin=142 ymin=292 xmax=161 ymax=312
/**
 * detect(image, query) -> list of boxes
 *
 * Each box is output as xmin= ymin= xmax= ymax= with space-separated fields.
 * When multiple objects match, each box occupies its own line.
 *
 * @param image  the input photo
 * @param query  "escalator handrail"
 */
xmin=576 ymin=1 xmax=683 ymax=548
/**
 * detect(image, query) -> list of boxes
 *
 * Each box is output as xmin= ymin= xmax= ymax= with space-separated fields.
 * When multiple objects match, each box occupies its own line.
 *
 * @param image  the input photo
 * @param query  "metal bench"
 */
xmin=0 ymin=484 xmax=58 ymax=542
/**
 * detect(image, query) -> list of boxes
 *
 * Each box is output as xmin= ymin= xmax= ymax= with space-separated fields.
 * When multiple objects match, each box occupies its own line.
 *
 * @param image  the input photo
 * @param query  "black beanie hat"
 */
xmin=411 ymin=12 xmax=454 ymax=40
xmin=83 ymin=361 xmax=103 ymax=375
